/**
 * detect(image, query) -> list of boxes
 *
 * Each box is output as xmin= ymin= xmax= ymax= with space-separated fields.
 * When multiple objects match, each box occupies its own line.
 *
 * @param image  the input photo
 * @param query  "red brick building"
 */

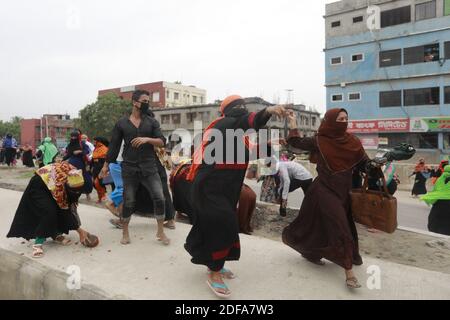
xmin=20 ymin=114 xmax=74 ymax=152
xmin=98 ymin=81 xmax=207 ymax=108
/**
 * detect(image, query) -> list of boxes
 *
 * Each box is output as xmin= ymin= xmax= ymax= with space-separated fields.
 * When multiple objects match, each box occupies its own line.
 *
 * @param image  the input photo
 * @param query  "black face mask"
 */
xmin=140 ymin=102 xmax=150 ymax=115
xmin=224 ymin=107 xmax=248 ymax=118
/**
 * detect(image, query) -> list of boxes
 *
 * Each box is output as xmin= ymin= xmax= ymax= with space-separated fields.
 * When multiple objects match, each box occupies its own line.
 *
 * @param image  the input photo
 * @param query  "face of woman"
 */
xmin=336 ymin=111 xmax=348 ymax=123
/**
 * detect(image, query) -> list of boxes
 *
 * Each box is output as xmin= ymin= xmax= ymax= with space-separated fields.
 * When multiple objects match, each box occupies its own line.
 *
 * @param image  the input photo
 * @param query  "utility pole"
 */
xmin=284 ymin=90 xmax=294 ymax=138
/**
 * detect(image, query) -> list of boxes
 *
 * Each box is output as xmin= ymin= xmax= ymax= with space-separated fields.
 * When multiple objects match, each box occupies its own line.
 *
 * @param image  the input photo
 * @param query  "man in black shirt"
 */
xmin=101 ymin=90 xmax=170 ymax=245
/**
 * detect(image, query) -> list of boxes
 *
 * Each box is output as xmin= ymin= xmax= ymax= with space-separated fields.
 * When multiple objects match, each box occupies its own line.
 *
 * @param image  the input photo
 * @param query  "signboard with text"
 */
xmin=347 ymin=119 xmax=409 ymax=133
xmin=410 ymin=117 xmax=450 ymax=132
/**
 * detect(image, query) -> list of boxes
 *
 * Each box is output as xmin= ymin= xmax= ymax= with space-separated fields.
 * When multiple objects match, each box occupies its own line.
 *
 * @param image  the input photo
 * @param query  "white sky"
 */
xmin=0 ymin=0 xmax=337 ymax=121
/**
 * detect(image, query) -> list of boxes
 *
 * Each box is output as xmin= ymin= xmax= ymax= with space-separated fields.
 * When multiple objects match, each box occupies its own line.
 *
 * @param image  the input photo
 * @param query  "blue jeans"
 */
xmin=109 ymin=163 xmax=123 ymax=207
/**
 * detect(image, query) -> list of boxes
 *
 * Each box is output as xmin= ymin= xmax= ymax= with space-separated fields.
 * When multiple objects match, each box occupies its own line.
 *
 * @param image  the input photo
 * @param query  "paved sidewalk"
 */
xmin=1 ymin=188 xmax=449 ymax=300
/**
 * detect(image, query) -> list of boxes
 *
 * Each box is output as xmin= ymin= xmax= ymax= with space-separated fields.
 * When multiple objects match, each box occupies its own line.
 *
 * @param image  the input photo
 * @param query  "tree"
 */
xmin=75 ymin=93 xmax=132 ymax=140
xmin=0 ymin=116 xmax=22 ymax=143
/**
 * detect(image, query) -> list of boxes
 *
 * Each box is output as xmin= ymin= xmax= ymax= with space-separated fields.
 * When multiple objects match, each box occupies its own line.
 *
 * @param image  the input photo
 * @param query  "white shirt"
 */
xmin=116 ymin=141 xmax=124 ymax=162
xmin=85 ymin=140 xmax=95 ymax=161
xmin=278 ymin=161 xmax=313 ymax=200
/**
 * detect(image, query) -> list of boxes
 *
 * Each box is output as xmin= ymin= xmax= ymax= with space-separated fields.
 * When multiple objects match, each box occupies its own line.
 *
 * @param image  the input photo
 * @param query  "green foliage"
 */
xmin=76 ymin=93 xmax=132 ymax=140
xmin=0 ymin=116 xmax=23 ymax=143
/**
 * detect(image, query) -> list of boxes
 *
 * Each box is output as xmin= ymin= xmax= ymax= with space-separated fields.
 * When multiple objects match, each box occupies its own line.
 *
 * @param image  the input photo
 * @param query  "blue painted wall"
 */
xmin=325 ymin=15 xmax=450 ymax=120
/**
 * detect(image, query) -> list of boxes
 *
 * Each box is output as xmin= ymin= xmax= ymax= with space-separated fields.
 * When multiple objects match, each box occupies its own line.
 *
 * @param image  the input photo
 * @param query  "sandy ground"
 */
xmin=1 ymin=164 xmax=449 ymax=276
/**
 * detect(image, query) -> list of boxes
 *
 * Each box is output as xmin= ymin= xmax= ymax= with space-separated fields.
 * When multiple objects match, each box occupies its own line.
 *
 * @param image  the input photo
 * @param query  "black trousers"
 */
xmin=287 ymin=178 xmax=313 ymax=195
xmin=122 ymin=169 xmax=165 ymax=220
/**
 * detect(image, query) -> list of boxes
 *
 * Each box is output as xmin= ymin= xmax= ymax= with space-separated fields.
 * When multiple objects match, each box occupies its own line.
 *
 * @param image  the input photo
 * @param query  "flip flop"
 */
xmin=109 ymin=218 xmax=123 ymax=229
xmin=32 ymin=245 xmax=44 ymax=258
xmin=346 ymin=277 xmax=362 ymax=289
xmin=208 ymin=268 xmax=236 ymax=279
xmin=206 ymin=280 xmax=231 ymax=299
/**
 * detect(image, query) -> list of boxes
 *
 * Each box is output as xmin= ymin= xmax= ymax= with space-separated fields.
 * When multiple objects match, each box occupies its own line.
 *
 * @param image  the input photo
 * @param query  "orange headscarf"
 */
xmin=93 ymin=142 xmax=108 ymax=159
xmin=186 ymin=95 xmax=245 ymax=181
xmin=316 ymin=108 xmax=366 ymax=173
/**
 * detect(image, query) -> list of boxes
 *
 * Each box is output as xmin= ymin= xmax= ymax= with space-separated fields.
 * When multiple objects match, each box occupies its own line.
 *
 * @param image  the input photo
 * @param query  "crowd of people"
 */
xmin=4 ymin=89 xmax=450 ymax=298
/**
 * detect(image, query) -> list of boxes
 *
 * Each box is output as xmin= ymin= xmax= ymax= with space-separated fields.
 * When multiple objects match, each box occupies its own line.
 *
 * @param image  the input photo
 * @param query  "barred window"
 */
xmin=404 ymin=87 xmax=440 ymax=106
xmin=380 ymin=49 xmax=401 ymax=67
xmin=380 ymin=91 xmax=401 ymax=108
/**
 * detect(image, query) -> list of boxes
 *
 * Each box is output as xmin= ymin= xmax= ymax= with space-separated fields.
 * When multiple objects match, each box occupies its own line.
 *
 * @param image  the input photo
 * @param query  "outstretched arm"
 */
xmin=236 ymin=105 xmax=289 ymax=131
xmin=285 ymin=112 xmax=317 ymax=152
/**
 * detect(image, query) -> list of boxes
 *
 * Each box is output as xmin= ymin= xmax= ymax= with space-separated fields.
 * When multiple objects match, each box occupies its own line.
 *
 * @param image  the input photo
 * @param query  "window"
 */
xmin=331 ymin=21 xmax=341 ymax=28
xmin=352 ymin=54 xmax=364 ymax=62
xmin=332 ymin=94 xmax=343 ymax=102
xmin=199 ymin=111 xmax=210 ymax=121
xmin=380 ymin=90 xmax=402 ymax=108
xmin=174 ymin=92 xmax=179 ymax=100
xmin=166 ymin=90 xmax=170 ymax=98
xmin=379 ymin=133 xmax=438 ymax=149
xmin=187 ymin=112 xmax=197 ymax=123
xmin=312 ymin=117 xmax=317 ymax=127
xmin=152 ymin=92 xmax=160 ymax=102
xmin=404 ymin=87 xmax=440 ymax=106
xmin=200 ymin=97 xmax=204 ymax=104
xmin=171 ymin=114 xmax=181 ymax=124
xmin=444 ymin=133 xmax=450 ymax=150
xmin=349 ymin=92 xmax=361 ymax=101
xmin=193 ymin=96 xmax=197 ymax=103
xmin=404 ymin=43 xmax=439 ymax=64
xmin=381 ymin=6 xmax=411 ymax=28
xmin=330 ymin=57 xmax=342 ymax=65
xmin=445 ymin=0 xmax=450 ymax=16
xmin=379 ymin=49 xmax=402 ymax=67
xmin=445 ymin=86 xmax=450 ymax=104
xmin=161 ymin=115 xmax=170 ymax=124
xmin=445 ymin=41 xmax=450 ymax=59
xmin=416 ymin=1 xmax=436 ymax=21
xmin=353 ymin=16 xmax=363 ymax=23
xmin=418 ymin=133 xmax=439 ymax=149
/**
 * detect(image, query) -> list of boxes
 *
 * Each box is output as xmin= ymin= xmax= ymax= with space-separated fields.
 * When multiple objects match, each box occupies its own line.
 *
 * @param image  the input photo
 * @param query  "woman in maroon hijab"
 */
xmin=282 ymin=108 xmax=372 ymax=289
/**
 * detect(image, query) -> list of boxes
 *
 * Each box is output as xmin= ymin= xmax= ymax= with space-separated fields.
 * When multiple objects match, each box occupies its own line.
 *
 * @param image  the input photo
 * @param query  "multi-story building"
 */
xmin=98 ymin=81 xmax=207 ymax=108
xmin=325 ymin=0 xmax=450 ymax=161
xmin=20 ymin=114 xmax=74 ymax=152
xmin=152 ymin=97 xmax=321 ymax=150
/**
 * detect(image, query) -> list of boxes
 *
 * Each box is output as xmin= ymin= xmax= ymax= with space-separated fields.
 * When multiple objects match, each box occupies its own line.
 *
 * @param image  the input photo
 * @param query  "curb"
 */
xmin=0 ymin=248 xmax=129 ymax=300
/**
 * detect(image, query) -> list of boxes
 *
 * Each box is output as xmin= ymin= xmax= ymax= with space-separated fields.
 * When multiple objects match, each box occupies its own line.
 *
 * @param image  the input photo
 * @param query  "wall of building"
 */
xmin=98 ymin=82 xmax=166 ymax=108
xmin=20 ymin=115 xmax=74 ymax=152
xmin=20 ymin=119 xmax=41 ymax=150
xmin=327 ymin=76 xmax=450 ymax=119
xmin=325 ymin=0 xmax=450 ymax=153
xmin=152 ymin=99 xmax=321 ymax=150
xmin=98 ymin=81 xmax=207 ymax=109
xmin=325 ymin=0 xmax=448 ymax=40
xmin=163 ymin=82 xmax=207 ymax=107
xmin=326 ymin=26 xmax=450 ymax=87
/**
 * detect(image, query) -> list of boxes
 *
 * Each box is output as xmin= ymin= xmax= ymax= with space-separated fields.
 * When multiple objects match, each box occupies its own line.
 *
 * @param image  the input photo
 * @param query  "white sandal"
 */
xmin=32 ymin=245 xmax=44 ymax=258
